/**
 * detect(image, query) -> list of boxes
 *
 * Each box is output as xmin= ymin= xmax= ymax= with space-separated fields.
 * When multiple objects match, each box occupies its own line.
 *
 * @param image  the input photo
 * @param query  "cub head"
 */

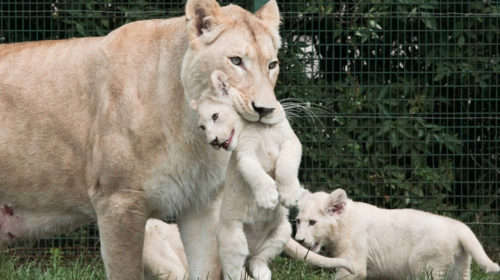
xmin=182 ymin=0 xmax=284 ymax=124
xmin=295 ymin=188 xmax=348 ymax=253
xmin=190 ymin=70 xmax=244 ymax=151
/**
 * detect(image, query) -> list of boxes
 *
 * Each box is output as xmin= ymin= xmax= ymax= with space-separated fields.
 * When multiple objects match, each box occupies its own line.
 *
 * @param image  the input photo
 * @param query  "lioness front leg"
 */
xmin=178 ymin=198 xmax=222 ymax=280
xmin=217 ymin=220 xmax=249 ymax=280
xmin=91 ymin=190 xmax=147 ymax=280
xmin=235 ymin=149 xmax=278 ymax=209
xmin=275 ymin=137 xmax=302 ymax=207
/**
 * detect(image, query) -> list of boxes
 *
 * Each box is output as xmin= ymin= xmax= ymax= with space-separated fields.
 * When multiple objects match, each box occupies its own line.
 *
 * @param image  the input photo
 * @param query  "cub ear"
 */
xmin=326 ymin=188 xmax=347 ymax=216
xmin=185 ymin=0 xmax=225 ymax=47
xmin=210 ymin=70 xmax=230 ymax=97
xmin=189 ymin=99 xmax=199 ymax=110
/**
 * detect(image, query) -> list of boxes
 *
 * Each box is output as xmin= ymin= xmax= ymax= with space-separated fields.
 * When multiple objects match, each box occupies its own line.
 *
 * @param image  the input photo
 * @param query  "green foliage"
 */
xmin=277 ymin=1 xmax=498 ymax=221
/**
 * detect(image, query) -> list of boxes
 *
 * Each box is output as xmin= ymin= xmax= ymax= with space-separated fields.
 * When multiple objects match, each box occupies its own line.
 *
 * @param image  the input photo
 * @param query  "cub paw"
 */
xmin=279 ymin=188 xmax=301 ymax=208
xmin=278 ymin=181 xmax=302 ymax=207
xmin=254 ymin=185 xmax=279 ymax=209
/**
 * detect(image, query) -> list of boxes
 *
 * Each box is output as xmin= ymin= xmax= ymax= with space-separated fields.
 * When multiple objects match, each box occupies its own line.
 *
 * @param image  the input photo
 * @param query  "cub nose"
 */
xmin=252 ymin=102 xmax=275 ymax=118
xmin=210 ymin=137 xmax=219 ymax=146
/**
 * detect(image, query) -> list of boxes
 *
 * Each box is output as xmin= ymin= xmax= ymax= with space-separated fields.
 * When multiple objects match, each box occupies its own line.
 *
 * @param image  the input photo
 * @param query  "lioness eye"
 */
xmin=199 ymin=125 xmax=205 ymax=130
xmin=309 ymin=220 xmax=316 ymax=226
xmin=230 ymin=56 xmax=243 ymax=66
xmin=268 ymin=61 xmax=278 ymax=70
xmin=212 ymin=113 xmax=219 ymax=121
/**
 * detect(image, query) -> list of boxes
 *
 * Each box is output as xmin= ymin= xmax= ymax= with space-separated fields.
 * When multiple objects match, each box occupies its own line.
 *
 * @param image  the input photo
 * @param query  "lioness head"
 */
xmin=190 ymin=70 xmax=244 ymax=151
xmin=182 ymin=0 xmax=283 ymax=124
xmin=295 ymin=188 xmax=348 ymax=253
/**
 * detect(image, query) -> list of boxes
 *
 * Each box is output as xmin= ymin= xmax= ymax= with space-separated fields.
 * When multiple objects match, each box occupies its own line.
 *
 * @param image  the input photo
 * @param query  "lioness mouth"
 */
xmin=221 ymin=129 xmax=235 ymax=150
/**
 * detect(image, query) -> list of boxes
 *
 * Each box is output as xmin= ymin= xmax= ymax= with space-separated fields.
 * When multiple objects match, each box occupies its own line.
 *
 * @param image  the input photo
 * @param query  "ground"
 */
xmin=0 ymin=251 xmax=498 ymax=280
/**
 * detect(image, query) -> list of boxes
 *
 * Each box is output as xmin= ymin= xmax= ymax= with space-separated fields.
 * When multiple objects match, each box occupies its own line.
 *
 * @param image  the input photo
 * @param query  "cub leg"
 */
xmin=334 ymin=253 xmax=367 ymax=280
xmin=274 ymin=137 xmax=302 ymax=207
xmin=247 ymin=213 xmax=292 ymax=280
xmin=91 ymin=190 xmax=147 ymax=280
xmin=235 ymin=147 xmax=278 ymax=210
xmin=217 ymin=220 xmax=249 ymax=280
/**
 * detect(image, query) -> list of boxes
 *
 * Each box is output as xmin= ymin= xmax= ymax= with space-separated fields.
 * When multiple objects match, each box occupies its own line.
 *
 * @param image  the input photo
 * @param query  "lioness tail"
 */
xmin=458 ymin=225 xmax=500 ymax=273
xmin=283 ymin=239 xmax=353 ymax=274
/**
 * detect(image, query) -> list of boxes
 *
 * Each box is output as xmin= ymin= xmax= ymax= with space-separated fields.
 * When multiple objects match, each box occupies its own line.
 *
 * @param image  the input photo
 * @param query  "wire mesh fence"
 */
xmin=1 ymin=0 xmax=499 ymax=261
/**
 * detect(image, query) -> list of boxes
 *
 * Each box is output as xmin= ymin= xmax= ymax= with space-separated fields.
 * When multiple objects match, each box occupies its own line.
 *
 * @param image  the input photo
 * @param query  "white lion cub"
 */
xmin=295 ymin=188 xmax=500 ymax=280
xmin=190 ymin=70 xmax=302 ymax=280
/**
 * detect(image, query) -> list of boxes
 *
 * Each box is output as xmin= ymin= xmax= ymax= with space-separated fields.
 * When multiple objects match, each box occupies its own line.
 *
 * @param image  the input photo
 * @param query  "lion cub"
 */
xmin=295 ymin=188 xmax=500 ymax=280
xmin=190 ymin=70 xmax=302 ymax=280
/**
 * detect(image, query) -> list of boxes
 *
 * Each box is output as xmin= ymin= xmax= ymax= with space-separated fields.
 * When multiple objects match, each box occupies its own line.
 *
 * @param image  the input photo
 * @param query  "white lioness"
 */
xmin=0 ymin=0 xmax=284 ymax=279
xmin=295 ymin=188 xmax=500 ymax=280
xmin=189 ymin=71 xmax=352 ymax=280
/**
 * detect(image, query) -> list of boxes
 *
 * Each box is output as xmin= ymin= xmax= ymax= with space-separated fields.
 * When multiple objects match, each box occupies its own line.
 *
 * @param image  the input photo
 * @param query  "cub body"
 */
xmin=295 ymin=188 xmax=500 ymax=280
xmin=192 ymin=70 xmax=302 ymax=280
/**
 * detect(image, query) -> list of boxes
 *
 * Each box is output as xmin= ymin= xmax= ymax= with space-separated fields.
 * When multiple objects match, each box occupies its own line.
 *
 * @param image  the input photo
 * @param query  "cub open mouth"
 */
xmin=221 ymin=129 xmax=235 ymax=150
xmin=310 ymin=242 xmax=321 ymax=252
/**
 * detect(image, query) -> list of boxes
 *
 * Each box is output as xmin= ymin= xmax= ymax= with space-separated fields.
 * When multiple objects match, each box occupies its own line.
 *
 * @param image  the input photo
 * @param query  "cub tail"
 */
xmin=458 ymin=225 xmax=499 ymax=273
xmin=283 ymin=238 xmax=353 ymax=274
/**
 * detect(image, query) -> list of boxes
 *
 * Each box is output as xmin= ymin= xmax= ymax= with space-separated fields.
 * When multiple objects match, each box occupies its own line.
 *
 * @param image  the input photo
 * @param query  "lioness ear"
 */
xmin=185 ymin=0 xmax=225 ymax=46
xmin=326 ymin=188 xmax=347 ymax=216
xmin=255 ymin=0 xmax=281 ymax=48
xmin=189 ymin=99 xmax=199 ymax=110
xmin=255 ymin=0 xmax=280 ymax=30
xmin=210 ymin=70 xmax=230 ymax=97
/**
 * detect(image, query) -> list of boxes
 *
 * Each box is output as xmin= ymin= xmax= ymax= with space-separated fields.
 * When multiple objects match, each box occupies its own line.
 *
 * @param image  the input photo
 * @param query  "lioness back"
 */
xmin=0 ymin=17 xmax=190 ymax=243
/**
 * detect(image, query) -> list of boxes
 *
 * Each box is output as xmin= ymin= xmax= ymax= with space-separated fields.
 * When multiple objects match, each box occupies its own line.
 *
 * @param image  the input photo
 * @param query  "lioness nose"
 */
xmin=252 ymin=102 xmax=275 ymax=118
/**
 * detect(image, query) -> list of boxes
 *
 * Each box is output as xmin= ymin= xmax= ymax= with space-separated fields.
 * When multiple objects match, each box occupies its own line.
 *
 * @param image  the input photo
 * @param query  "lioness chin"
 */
xmin=0 ymin=0 xmax=283 ymax=279
xmin=295 ymin=188 xmax=500 ymax=280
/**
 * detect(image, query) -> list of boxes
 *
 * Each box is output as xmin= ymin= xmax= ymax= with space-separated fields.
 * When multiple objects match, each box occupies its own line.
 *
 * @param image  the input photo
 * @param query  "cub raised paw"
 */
xmin=278 ymin=181 xmax=302 ymax=208
xmin=254 ymin=182 xmax=279 ymax=209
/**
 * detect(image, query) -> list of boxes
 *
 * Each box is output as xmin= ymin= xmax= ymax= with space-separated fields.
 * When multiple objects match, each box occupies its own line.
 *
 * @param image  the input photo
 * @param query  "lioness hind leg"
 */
xmin=217 ymin=220 xmax=249 ymax=280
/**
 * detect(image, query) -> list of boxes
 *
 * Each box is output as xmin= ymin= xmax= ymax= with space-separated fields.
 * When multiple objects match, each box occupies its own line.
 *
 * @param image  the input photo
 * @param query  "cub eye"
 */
xmin=199 ymin=125 xmax=205 ymax=130
xmin=309 ymin=220 xmax=316 ymax=226
xmin=296 ymin=219 xmax=301 ymax=225
xmin=268 ymin=61 xmax=278 ymax=70
xmin=212 ymin=113 xmax=219 ymax=121
xmin=230 ymin=56 xmax=243 ymax=66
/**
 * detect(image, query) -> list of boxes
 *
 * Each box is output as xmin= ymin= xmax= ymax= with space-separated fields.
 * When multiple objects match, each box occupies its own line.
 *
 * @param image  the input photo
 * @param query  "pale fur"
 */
xmin=295 ymin=188 xmax=500 ymax=280
xmin=142 ymin=220 xmax=354 ymax=280
xmin=190 ymin=71 xmax=352 ymax=280
xmin=144 ymin=219 xmax=189 ymax=280
xmin=0 ymin=1 xmax=284 ymax=279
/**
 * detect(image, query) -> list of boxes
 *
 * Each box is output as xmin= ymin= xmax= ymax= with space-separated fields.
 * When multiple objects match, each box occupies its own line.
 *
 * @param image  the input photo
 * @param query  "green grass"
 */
xmin=1 ymin=251 xmax=499 ymax=280
xmin=271 ymin=256 xmax=500 ymax=280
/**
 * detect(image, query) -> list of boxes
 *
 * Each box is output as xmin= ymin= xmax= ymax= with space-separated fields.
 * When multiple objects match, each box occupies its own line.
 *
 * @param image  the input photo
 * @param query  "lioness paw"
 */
xmin=254 ymin=186 xmax=279 ymax=209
